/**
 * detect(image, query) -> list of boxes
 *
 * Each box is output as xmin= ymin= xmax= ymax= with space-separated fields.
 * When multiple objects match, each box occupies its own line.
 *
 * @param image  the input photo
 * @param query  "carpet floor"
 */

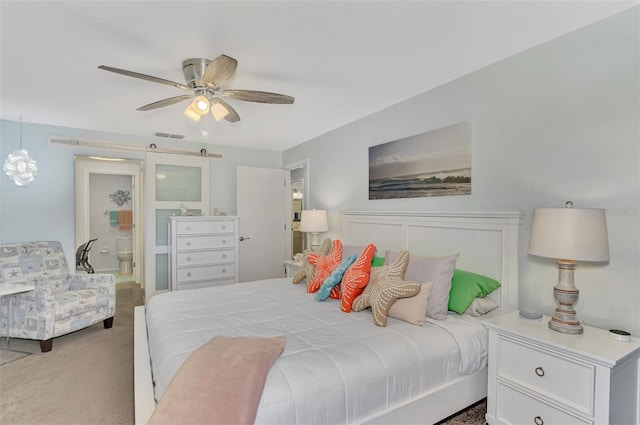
xmin=0 ymin=283 xmax=486 ymax=425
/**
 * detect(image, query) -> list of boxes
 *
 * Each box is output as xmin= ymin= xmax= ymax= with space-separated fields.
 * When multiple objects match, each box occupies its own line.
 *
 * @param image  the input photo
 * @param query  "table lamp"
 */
xmin=300 ymin=209 xmax=328 ymax=251
xmin=528 ymin=201 xmax=609 ymax=334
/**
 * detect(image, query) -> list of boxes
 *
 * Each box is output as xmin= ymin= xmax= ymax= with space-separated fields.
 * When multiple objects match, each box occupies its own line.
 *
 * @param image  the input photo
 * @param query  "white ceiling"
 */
xmin=0 ymin=1 xmax=635 ymax=151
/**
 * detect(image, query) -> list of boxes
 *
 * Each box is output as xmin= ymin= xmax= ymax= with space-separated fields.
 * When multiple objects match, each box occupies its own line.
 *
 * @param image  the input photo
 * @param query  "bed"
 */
xmin=134 ymin=210 xmax=523 ymax=424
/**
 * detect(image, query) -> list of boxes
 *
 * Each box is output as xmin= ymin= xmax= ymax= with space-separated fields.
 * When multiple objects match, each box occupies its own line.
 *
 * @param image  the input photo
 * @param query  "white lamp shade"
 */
xmin=528 ymin=207 xmax=609 ymax=262
xmin=300 ymin=209 xmax=328 ymax=233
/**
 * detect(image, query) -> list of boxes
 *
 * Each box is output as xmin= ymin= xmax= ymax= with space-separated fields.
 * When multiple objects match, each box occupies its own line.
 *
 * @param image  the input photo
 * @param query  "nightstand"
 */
xmin=484 ymin=311 xmax=640 ymax=425
xmin=283 ymin=260 xmax=302 ymax=278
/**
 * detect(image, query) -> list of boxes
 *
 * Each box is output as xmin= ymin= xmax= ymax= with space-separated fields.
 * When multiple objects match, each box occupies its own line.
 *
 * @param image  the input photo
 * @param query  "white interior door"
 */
xmin=144 ymin=153 xmax=209 ymax=300
xmin=237 ymin=166 xmax=288 ymax=282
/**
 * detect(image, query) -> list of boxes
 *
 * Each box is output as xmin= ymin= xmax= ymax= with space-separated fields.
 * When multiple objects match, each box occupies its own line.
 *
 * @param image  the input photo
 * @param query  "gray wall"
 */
xmin=283 ymin=9 xmax=639 ymax=334
xmin=0 ymin=121 xmax=282 ymax=263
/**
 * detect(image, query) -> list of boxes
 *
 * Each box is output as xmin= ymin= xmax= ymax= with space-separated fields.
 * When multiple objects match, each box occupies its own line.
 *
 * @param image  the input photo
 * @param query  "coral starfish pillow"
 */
xmin=315 ymin=254 xmax=357 ymax=302
xmin=292 ymin=238 xmax=332 ymax=284
xmin=307 ymin=240 xmax=343 ymax=298
xmin=340 ymin=244 xmax=376 ymax=313
xmin=352 ymin=250 xmax=421 ymax=327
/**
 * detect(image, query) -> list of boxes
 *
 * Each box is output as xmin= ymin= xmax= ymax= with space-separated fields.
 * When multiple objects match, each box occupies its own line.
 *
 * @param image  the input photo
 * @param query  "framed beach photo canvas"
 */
xmin=369 ymin=121 xmax=471 ymax=200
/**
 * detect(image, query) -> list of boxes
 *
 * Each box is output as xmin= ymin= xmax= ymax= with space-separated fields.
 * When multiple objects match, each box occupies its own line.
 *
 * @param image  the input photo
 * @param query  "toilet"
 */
xmin=116 ymin=236 xmax=133 ymax=275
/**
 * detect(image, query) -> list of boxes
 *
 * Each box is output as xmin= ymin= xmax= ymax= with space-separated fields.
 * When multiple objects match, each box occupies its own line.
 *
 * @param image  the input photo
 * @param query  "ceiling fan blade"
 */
xmin=213 ymin=98 xmax=240 ymax=123
xmin=221 ymin=89 xmax=294 ymax=104
xmin=137 ymin=95 xmax=194 ymax=111
xmin=98 ymin=65 xmax=191 ymax=91
xmin=202 ymin=55 xmax=238 ymax=89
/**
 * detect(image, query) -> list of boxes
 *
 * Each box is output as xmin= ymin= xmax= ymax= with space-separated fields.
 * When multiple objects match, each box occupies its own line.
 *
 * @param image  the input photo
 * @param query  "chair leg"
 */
xmin=103 ymin=317 xmax=114 ymax=329
xmin=40 ymin=339 xmax=53 ymax=352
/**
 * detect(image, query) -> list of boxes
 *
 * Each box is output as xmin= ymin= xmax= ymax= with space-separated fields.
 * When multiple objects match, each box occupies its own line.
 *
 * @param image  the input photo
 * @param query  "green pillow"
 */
xmin=371 ymin=255 xmax=385 ymax=267
xmin=448 ymin=269 xmax=501 ymax=314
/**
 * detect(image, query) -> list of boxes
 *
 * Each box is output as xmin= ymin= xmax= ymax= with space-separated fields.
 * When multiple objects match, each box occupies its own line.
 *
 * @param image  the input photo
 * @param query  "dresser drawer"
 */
xmin=176 ymin=235 xmax=234 ymax=250
xmin=176 ymin=250 xmax=234 ymax=266
xmin=176 ymin=264 xmax=235 ymax=282
xmin=175 ymin=278 xmax=235 ymax=291
xmin=176 ymin=220 xmax=235 ymax=235
xmin=496 ymin=336 xmax=594 ymax=415
xmin=496 ymin=382 xmax=592 ymax=425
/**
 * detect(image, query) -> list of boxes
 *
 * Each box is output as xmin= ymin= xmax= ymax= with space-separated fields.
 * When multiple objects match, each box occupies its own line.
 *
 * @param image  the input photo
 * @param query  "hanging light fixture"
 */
xmin=183 ymin=95 xmax=231 ymax=123
xmin=211 ymin=101 xmax=230 ymax=122
xmin=184 ymin=95 xmax=211 ymax=122
xmin=3 ymin=116 xmax=38 ymax=187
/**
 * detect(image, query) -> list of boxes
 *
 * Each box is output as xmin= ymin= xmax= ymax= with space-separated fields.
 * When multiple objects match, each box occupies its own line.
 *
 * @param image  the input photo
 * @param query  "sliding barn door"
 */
xmin=144 ymin=153 xmax=209 ymax=301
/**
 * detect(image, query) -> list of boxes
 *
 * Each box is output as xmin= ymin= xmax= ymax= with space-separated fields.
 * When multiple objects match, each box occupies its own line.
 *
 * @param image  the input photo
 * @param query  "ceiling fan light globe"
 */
xmin=193 ymin=95 xmax=210 ymax=114
xmin=183 ymin=105 xmax=202 ymax=122
xmin=211 ymin=102 xmax=230 ymax=121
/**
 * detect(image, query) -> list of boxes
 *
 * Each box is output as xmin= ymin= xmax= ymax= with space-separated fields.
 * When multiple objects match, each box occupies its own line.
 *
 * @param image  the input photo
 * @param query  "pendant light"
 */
xmin=3 ymin=116 xmax=38 ymax=186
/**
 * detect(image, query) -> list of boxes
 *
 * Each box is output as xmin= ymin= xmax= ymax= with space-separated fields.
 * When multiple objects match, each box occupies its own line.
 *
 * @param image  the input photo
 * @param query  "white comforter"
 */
xmin=146 ymin=278 xmax=488 ymax=424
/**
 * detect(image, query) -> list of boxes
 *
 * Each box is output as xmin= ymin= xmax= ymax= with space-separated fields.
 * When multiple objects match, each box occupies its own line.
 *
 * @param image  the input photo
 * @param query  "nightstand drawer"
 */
xmin=497 ymin=336 xmax=594 ymax=415
xmin=176 ymin=250 xmax=234 ymax=266
xmin=496 ymin=382 xmax=592 ymax=425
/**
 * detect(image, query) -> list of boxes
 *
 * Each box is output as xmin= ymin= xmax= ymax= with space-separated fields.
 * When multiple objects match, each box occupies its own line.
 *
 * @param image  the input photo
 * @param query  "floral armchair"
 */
xmin=0 ymin=241 xmax=115 ymax=352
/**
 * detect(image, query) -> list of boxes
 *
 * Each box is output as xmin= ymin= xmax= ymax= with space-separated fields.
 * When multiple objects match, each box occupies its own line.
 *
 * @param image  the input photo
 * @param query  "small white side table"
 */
xmin=283 ymin=260 xmax=303 ymax=278
xmin=0 ymin=283 xmax=36 ymax=347
xmin=484 ymin=311 xmax=640 ymax=424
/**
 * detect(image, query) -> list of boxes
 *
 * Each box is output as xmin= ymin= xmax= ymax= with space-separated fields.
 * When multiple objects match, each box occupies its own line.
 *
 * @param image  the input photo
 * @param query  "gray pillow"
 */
xmin=342 ymin=244 xmax=368 ymax=258
xmin=384 ymin=250 xmax=458 ymax=320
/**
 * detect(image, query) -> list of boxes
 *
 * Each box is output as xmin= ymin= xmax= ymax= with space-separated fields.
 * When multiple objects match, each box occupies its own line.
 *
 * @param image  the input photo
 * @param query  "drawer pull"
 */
xmin=534 ymin=416 xmax=544 ymax=425
xmin=187 ymin=272 xmax=191 ymax=277
xmin=186 ymin=241 xmax=191 ymax=246
xmin=221 ymin=225 xmax=226 ymax=229
xmin=186 ymin=226 xmax=191 ymax=231
xmin=222 ymin=268 xmax=227 ymax=273
xmin=186 ymin=257 xmax=191 ymax=262
xmin=535 ymin=367 xmax=545 ymax=377
xmin=222 ymin=254 xmax=227 ymax=259
xmin=221 ymin=240 xmax=227 ymax=245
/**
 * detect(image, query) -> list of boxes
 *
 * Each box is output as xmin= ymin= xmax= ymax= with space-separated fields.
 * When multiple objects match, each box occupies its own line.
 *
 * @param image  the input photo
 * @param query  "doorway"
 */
xmin=74 ymin=156 xmax=143 ymax=285
xmin=285 ymin=159 xmax=309 ymax=255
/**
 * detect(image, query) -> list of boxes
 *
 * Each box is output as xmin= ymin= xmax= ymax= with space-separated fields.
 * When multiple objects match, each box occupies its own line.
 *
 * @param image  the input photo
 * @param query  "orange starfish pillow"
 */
xmin=340 ymin=244 xmax=376 ymax=313
xmin=307 ymin=240 xmax=343 ymax=298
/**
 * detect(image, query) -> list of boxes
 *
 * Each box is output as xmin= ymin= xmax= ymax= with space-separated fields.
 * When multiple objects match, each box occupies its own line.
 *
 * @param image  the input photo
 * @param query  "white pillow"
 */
xmin=388 ymin=281 xmax=433 ymax=325
xmin=464 ymin=297 xmax=499 ymax=317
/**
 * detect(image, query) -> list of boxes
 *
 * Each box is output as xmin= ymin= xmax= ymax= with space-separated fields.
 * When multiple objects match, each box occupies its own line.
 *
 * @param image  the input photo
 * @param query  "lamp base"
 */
xmin=548 ymin=260 xmax=583 ymax=334
xmin=310 ymin=232 xmax=320 ymax=252
xmin=549 ymin=312 xmax=583 ymax=334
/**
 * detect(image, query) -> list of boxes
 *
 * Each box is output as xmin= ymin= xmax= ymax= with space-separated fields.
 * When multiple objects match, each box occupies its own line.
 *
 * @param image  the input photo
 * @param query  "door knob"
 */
xmin=239 ymin=236 xmax=250 ymax=241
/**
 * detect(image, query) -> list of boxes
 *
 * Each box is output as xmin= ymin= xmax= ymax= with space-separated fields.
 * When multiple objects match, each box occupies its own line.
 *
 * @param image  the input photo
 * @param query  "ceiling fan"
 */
xmin=98 ymin=54 xmax=294 ymax=123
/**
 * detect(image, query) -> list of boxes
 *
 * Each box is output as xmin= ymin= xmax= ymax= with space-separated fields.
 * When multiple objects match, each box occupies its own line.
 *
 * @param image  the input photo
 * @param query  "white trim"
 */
xmin=74 ymin=155 xmax=144 ymax=284
xmin=134 ymin=306 xmax=155 ymax=425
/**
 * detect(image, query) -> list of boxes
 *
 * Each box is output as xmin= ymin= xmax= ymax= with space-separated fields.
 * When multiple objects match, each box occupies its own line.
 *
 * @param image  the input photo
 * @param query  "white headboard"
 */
xmin=342 ymin=211 xmax=524 ymax=311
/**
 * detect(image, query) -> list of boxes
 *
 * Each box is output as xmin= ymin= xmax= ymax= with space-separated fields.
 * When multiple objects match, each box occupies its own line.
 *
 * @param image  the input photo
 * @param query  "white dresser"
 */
xmin=484 ymin=311 xmax=640 ymax=425
xmin=169 ymin=216 xmax=239 ymax=291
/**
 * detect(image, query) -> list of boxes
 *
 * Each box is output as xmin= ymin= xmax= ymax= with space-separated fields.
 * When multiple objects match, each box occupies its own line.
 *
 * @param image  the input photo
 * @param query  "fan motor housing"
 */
xmin=182 ymin=58 xmax=211 ymax=88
